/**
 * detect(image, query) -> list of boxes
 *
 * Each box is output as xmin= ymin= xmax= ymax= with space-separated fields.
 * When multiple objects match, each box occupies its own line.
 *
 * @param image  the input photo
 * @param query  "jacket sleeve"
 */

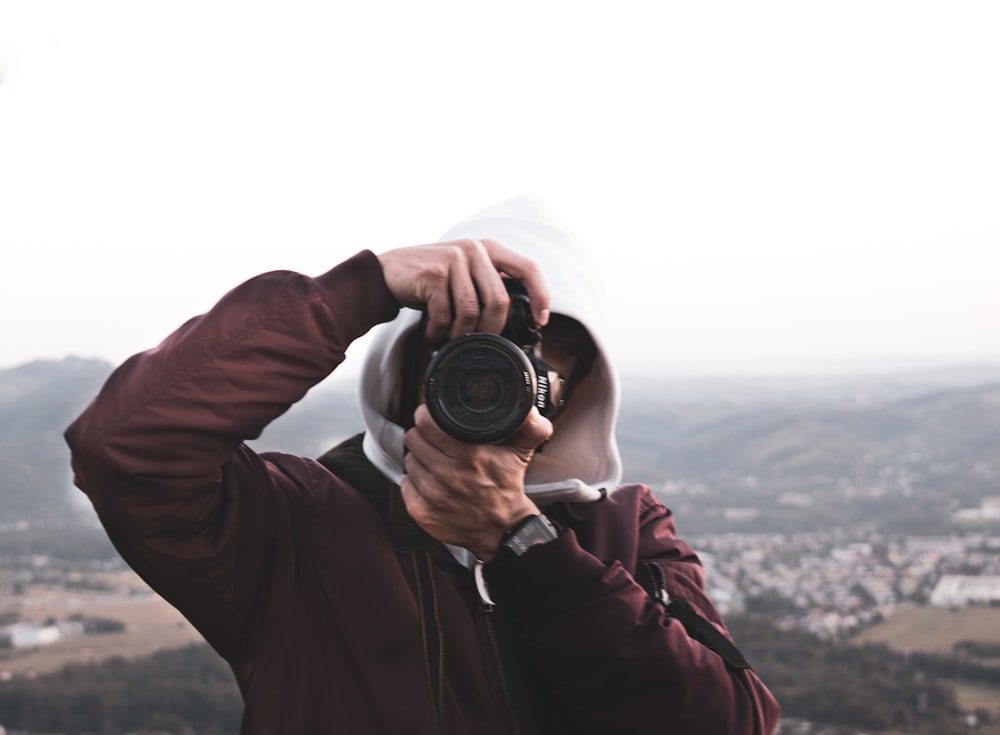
xmin=484 ymin=486 xmax=781 ymax=735
xmin=63 ymin=250 xmax=399 ymax=662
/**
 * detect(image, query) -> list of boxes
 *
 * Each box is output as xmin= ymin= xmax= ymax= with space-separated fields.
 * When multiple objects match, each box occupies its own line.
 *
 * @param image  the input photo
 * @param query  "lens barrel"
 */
xmin=424 ymin=333 xmax=537 ymax=444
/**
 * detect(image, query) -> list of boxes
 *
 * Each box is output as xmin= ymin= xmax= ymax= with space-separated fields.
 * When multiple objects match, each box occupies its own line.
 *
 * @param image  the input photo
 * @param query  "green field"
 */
xmin=954 ymin=680 xmax=1000 ymax=715
xmin=851 ymin=604 xmax=1000 ymax=716
xmin=851 ymin=604 xmax=1000 ymax=653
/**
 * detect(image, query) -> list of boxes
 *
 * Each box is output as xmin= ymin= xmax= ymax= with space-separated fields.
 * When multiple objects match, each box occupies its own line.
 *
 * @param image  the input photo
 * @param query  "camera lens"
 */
xmin=424 ymin=333 xmax=537 ymax=444
xmin=455 ymin=357 xmax=505 ymax=412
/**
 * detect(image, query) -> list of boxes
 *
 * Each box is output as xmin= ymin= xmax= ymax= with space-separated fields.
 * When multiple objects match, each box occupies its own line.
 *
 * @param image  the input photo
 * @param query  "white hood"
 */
xmin=359 ymin=193 xmax=622 ymax=506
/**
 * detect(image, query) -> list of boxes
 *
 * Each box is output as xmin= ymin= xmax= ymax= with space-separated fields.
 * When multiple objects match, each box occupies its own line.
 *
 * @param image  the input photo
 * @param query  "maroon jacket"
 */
xmin=65 ymin=250 xmax=781 ymax=734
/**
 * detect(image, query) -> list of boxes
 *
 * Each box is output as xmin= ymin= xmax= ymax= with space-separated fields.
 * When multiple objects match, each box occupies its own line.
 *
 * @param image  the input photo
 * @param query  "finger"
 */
xmin=507 ymin=407 xmax=554 ymax=456
xmin=411 ymin=404 xmax=462 ymax=455
xmin=403 ymin=420 xmax=432 ymax=465
xmin=463 ymin=241 xmax=510 ymax=335
xmin=419 ymin=243 xmax=473 ymax=344
xmin=401 ymin=441 xmax=421 ymax=477
xmin=439 ymin=250 xmax=481 ymax=342
xmin=424 ymin=276 xmax=456 ymax=345
xmin=480 ymin=238 xmax=550 ymax=328
xmin=402 ymin=437 xmax=457 ymax=511
xmin=402 ymin=440 xmax=443 ymax=505
xmin=399 ymin=475 xmax=428 ymax=521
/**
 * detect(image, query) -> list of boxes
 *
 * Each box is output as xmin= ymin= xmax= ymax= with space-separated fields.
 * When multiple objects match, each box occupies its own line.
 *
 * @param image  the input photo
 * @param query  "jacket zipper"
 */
xmin=639 ymin=560 xmax=752 ymax=671
xmin=412 ymin=550 xmax=445 ymax=733
xmin=477 ymin=572 xmax=522 ymax=735
xmin=639 ymin=559 xmax=671 ymax=606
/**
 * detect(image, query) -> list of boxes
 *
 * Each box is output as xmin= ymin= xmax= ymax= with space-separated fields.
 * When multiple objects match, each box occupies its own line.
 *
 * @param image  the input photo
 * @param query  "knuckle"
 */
xmin=485 ymin=291 xmax=510 ymax=314
xmin=453 ymin=238 xmax=483 ymax=253
xmin=439 ymin=241 xmax=473 ymax=268
xmin=413 ymin=409 xmax=430 ymax=430
xmin=454 ymin=299 xmax=481 ymax=322
xmin=429 ymin=311 xmax=453 ymax=328
xmin=424 ymin=263 xmax=451 ymax=290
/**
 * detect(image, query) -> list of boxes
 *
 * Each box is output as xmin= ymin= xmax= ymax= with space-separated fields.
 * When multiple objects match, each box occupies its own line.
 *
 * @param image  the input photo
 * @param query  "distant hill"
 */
xmin=0 ymin=358 xmax=112 ymax=523
xmin=617 ymin=377 xmax=1000 ymax=481
xmin=0 ymin=357 xmax=363 ymax=525
xmin=2 ymin=357 xmax=1000 ymax=532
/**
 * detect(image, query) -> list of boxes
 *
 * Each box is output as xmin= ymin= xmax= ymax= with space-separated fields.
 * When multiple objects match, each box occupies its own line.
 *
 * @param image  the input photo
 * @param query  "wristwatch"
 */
xmin=500 ymin=514 xmax=559 ymax=558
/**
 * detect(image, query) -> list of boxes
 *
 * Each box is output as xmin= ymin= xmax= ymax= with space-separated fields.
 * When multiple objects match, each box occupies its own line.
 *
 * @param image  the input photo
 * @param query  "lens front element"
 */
xmin=425 ymin=333 xmax=537 ymax=444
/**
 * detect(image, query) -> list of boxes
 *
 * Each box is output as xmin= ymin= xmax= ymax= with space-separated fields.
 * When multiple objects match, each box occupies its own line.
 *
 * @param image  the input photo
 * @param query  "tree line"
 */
xmin=728 ymin=612 xmax=999 ymax=734
xmin=0 ymin=644 xmax=242 ymax=734
xmin=0 ymin=614 xmax=998 ymax=734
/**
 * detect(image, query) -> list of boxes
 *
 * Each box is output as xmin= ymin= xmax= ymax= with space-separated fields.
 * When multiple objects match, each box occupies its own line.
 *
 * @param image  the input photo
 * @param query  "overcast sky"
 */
xmin=1 ymin=1 xmax=998 ymax=378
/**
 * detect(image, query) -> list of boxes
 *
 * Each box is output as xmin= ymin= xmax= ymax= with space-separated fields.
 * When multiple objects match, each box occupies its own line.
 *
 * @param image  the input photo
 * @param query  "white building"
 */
xmin=2 ymin=622 xmax=61 ymax=648
xmin=929 ymin=575 xmax=1000 ymax=607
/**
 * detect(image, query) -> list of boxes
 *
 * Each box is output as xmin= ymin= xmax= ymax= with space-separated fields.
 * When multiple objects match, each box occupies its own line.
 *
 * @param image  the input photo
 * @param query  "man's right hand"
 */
xmin=377 ymin=239 xmax=550 ymax=344
xmin=401 ymin=403 xmax=554 ymax=561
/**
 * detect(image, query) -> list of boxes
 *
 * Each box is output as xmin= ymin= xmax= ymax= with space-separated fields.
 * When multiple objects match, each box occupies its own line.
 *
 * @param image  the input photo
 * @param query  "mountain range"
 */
xmin=2 ymin=357 xmax=999 ymax=535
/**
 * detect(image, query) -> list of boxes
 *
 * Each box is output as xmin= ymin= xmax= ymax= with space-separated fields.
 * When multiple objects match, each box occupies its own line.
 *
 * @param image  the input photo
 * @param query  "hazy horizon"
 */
xmin=2 ymin=2 xmax=997 ymax=376
xmin=6 ymin=346 xmax=1000 ymax=384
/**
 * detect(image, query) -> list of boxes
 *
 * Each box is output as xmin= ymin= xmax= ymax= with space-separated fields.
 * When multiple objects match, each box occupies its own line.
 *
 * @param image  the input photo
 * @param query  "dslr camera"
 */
xmin=424 ymin=279 xmax=564 ymax=444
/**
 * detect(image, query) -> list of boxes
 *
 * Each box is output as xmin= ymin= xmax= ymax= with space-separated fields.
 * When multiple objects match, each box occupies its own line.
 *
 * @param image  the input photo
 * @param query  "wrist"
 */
xmin=473 ymin=514 xmax=531 ymax=562
xmin=317 ymin=250 xmax=400 ymax=338
xmin=478 ymin=494 xmax=538 ymax=555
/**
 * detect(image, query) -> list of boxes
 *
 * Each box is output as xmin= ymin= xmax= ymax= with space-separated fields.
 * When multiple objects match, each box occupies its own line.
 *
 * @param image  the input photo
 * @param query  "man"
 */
xmin=65 ymin=194 xmax=781 ymax=734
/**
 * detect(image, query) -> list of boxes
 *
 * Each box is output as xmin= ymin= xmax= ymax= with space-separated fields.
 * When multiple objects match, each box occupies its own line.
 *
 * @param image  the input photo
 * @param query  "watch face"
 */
xmin=504 ymin=515 xmax=558 ymax=557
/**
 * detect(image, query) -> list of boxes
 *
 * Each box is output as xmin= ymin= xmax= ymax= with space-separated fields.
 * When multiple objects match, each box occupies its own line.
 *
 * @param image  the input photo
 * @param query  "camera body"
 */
xmin=424 ymin=279 xmax=563 ymax=444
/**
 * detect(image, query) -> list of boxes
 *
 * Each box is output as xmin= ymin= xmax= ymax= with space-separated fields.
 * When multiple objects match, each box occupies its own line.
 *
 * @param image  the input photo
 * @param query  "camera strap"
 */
xmin=502 ymin=278 xmax=540 ymax=348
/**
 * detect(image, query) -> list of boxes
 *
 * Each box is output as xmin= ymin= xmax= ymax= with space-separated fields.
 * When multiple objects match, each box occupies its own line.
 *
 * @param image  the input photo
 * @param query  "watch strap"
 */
xmin=501 ymin=514 xmax=559 ymax=558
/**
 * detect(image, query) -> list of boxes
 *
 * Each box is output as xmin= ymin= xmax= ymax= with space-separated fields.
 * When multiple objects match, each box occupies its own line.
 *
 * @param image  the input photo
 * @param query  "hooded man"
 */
xmin=65 ymin=194 xmax=781 ymax=734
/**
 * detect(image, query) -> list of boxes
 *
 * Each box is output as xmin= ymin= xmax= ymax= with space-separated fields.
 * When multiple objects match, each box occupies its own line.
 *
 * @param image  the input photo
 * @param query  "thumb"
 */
xmin=508 ymin=408 xmax=554 ymax=456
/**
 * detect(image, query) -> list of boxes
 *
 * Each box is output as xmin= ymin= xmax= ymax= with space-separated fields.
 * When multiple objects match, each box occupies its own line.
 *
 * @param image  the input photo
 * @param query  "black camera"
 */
xmin=424 ymin=279 xmax=564 ymax=444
